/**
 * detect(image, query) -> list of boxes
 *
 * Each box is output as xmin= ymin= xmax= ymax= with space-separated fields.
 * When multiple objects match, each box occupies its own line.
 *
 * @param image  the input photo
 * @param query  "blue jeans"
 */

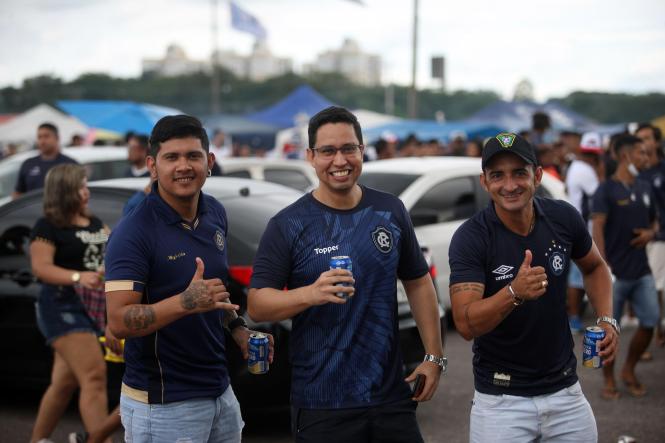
xmin=120 ymin=386 xmax=244 ymax=443
xmin=614 ymin=274 xmax=660 ymax=328
xmin=470 ymin=382 xmax=597 ymax=442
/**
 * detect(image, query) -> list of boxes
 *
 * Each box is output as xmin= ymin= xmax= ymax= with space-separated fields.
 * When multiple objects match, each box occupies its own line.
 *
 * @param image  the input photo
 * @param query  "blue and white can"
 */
xmin=583 ymin=326 xmax=605 ymax=368
xmin=248 ymin=333 xmax=269 ymax=374
xmin=329 ymin=255 xmax=352 ymax=298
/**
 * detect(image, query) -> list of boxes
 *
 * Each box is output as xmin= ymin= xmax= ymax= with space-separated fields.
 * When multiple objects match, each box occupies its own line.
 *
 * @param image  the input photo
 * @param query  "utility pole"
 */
xmin=210 ymin=0 xmax=221 ymax=114
xmin=407 ymin=0 xmax=419 ymax=119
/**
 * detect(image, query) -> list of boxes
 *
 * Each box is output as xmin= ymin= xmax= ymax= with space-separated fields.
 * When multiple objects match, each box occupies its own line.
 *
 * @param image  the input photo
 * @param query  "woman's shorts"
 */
xmin=35 ymin=284 xmax=99 ymax=346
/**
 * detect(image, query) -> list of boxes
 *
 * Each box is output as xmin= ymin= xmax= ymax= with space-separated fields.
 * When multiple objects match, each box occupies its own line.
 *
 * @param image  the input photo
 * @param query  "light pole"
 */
xmin=407 ymin=0 xmax=419 ymax=119
xmin=210 ymin=0 xmax=221 ymax=114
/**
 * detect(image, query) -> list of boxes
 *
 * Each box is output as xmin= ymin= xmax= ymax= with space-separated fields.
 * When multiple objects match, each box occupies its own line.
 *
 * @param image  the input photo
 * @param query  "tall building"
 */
xmin=304 ymin=38 xmax=382 ymax=87
xmin=142 ymin=44 xmax=208 ymax=77
xmin=213 ymin=41 xmax=292 ymax=81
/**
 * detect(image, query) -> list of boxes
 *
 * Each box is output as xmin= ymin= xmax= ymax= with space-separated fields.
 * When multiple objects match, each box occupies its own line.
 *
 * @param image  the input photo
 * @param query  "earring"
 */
xmin=207 ymin=169 xmax=212 ymax=177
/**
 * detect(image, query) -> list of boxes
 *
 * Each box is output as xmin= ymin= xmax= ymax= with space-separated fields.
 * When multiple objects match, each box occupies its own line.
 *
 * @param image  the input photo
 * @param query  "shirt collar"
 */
xmin=148 ymin=181 xmax=209 ymax=225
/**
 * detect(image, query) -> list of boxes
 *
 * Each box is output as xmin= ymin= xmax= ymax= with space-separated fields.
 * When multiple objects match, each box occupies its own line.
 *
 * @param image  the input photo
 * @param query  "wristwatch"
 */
xmin=596 ymin=316 xmax=620 ymax=335
xmin=227 ymin=315 xmax=247 ymax=332
xmin=71 ymin=272 xmax=81 ymax=283
xmin=423 ymin=354 xmax=448 ymax=373
xmin=507 ymin=284 xmax=524 ymax=306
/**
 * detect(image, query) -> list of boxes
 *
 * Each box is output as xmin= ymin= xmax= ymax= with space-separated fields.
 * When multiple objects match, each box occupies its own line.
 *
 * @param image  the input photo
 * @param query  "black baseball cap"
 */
xmin=482 ymin=132 xmax=538 ymax=170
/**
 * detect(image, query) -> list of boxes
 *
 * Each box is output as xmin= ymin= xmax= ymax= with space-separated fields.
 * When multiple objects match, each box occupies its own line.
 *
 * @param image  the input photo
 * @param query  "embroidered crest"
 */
xmin=496 ymin=132 xmax=516 ymax=148
xmin=214 ymin=230 xmax=225 ymax=251
xmin=545 ymin=240 xmax=567 ymax=276
xmin=371 ymin=226 xmax=393 ymax=253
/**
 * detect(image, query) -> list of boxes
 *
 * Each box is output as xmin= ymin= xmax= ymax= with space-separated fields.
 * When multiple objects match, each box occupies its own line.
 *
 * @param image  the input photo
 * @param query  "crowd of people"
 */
xmin=5 ymin=106 xmax=663 ymax=442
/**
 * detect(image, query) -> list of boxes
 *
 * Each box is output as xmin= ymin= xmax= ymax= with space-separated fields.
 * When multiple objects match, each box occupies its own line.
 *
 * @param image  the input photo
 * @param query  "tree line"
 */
xmin=1 ymin=69 xmax=663 ymax=124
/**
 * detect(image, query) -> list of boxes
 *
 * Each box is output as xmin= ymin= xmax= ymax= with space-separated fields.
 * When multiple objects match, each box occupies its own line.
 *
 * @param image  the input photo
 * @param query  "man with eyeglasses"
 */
xmin=248 ymin=106 xmax=445 ymax=442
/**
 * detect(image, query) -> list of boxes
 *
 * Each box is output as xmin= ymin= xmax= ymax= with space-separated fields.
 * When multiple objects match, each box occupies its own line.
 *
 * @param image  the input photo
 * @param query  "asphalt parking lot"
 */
xmin=1 ymin=322 xmax=664 ymax=442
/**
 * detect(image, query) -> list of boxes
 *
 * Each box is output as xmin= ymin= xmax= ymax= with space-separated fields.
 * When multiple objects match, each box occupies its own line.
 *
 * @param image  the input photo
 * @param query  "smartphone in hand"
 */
xmin=411 ymin=374 xmax=425 ymax=397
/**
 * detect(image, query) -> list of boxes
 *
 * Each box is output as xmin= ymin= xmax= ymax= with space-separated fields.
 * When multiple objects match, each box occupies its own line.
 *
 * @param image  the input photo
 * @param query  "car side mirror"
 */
xmin=410 ymin=209 xmax=438 ymax=227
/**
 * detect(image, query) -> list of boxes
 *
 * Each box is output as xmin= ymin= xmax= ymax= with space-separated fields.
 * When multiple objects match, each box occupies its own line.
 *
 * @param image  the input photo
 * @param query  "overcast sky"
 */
xmin=1 ymin=0 xmax=664 ymax=101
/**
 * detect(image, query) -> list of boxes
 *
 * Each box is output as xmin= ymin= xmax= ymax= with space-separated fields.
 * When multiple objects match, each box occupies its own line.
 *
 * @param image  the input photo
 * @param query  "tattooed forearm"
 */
xmin=180 ymin=281 xmax=212 ymax=310
xmin=123 ymin=305 xmax=156 ymax=331
xmin=450 ymin=283 xmax=484 ymax=296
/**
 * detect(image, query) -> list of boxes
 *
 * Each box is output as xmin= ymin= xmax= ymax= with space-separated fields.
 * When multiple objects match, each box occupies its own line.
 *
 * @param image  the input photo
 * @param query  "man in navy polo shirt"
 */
xmin=449 ymin=132 xmax=618 ymax=442
xmin=12 ymin=122 xmax=77 ymax=199
xmin=105 ymin=115 xmax=273 ymax=443
xmin=592 ymin=134 xmax=659 ymax=399
xmin=248 ymin=106 xmax=445 ymax=443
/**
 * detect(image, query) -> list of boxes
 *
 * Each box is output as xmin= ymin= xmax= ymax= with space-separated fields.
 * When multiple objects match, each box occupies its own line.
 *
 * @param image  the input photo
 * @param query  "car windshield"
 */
xmin=358 ymin=172 xmax=420 ymax=196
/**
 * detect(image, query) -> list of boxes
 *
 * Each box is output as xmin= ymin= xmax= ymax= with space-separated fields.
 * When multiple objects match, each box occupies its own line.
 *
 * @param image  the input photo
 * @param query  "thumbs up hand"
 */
xmin=180 ymin=257 xmax=239 ymax=313
xmin=510 ymin=250 xmax=548 ymax=301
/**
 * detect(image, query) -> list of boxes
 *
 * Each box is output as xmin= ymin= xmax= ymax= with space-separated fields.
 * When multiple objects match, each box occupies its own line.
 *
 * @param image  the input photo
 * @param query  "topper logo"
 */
xmin=314 ymin=245 xmax=339 ymax=255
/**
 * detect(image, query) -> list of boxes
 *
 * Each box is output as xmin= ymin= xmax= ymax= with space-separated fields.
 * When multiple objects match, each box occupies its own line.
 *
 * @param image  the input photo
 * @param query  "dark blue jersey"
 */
xmin=105 ymin=183 xmax=231 ymax=404
xmin=15 ymin=152 xmax=77 ymax=193
xmin=592 ymin=178 xmax=656 ymax=280
xmin=250 ymin=187 xmax=429 ymax=409
xmin=449 ymin=197 xmax=591 ymax=396
xmin=640 ymin=161 xmax=665 ymax=241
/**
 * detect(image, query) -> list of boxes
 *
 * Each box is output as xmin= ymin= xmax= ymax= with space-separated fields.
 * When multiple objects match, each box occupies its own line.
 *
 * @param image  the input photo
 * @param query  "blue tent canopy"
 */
xmin=363 ymin=120 xmax=504 ymax=144
xmin=245 ymin=85 xmax=334 ymax=129
xmin=58 ymin=100 xmax=183 ymax=135
xmin=467 ymin=100 xmax=597 ymax=133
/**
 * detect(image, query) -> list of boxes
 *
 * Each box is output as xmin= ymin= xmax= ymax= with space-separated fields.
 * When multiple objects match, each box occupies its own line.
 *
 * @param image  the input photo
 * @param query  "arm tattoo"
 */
xmin=180 ymin=281 xmax=213 ymax=310
xmin=123 ymin=305 xmax=156 ymax=331
xmin=464 ymin=303 xmax=480 ymax=338
xmin=450 ymin=283 xmax=484 ymax=296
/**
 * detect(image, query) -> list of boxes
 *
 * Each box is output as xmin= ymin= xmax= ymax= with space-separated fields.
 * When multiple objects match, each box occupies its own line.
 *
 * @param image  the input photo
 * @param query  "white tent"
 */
xmin=0 ymin=103 xmax=88 ymax=147
xmin=352 ymin=109 xmax=402 ymax=130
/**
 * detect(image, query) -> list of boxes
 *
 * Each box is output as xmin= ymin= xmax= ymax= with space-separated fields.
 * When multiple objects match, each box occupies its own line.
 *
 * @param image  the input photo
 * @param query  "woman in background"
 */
xmin=29 ymin=163 xmax=119 ymax=443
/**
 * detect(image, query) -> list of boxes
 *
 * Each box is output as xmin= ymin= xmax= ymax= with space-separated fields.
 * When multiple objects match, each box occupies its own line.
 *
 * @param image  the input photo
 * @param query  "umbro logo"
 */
xmin=492 ymin=265 xmax=514 ymax=281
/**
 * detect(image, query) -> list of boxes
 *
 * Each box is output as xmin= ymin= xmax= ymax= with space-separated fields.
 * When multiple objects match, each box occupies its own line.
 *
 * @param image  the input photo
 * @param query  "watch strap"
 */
xmin=596 ymin=316 xmax=620 ymax=335
xmin=423 ymin=354 xmax=448 ymax=373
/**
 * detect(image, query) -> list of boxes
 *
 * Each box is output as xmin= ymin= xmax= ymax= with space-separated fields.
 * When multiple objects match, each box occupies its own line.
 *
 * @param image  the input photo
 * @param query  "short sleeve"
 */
xmin=250 ymin=217 xmax=292 ymax=290
xmin=448 ymin=220 xmax=487 ymax=286
xmin=104 ymin=217 xmax=151 ymax=293
xmin=15 ymin=161 xmax=28 ymax=193
xmin=564 ymin=201 xmax=593 ymax=259
xmin=395 ymin=199 xmax=429 ymax=281
xmin=31 ymin=217 xmax=56 ymax=244
xmin=591 ymin=183 xmax=609 ymax=216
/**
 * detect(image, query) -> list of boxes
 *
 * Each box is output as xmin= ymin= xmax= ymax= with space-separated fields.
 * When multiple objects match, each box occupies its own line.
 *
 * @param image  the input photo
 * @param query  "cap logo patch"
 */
xmin=496 ymin=133 xmax=516 ymax=148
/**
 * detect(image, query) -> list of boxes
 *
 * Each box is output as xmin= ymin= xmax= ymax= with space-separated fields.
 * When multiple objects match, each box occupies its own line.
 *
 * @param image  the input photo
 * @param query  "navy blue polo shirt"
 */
xmin=592 ymin=178 xmax=656 ymax=280
xmin=105 ymin=183 xmax=230 ymax=404
xmin=449 ymin=197 xmax=591 ymax=396
xmin=250 ymin=186 xmax=429 ymax=409
xmin=15 ymin=153 xmax=77 ymax=193
xmin=640 ymin=160 xmax=665 ymax=241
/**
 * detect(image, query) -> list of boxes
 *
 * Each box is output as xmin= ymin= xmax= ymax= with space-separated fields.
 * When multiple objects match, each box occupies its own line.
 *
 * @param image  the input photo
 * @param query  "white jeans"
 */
xmin=470 ymin=382 xmax=597 ymax=443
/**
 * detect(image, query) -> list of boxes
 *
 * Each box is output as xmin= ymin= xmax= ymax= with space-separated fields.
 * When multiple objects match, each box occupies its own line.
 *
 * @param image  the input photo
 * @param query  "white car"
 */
xmin=359 ymin=156 xmax=567 ymax=317
xmin=218 ymin=158 xmax=318 ymax=192
xmin=0 ymin=146 xmax=129 ymax=202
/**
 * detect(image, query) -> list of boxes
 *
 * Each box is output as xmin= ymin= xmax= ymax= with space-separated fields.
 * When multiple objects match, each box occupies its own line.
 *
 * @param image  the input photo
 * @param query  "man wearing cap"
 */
xmin=449 ymin=132 xmax=618 ymax=442
xmin=565 ymin=132 xmax=606 ymax=333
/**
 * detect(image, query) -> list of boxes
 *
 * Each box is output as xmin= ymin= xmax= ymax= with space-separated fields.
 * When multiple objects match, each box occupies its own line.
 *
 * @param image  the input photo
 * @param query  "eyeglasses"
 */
xmin=311 ymin=144 xmax=363 ymax=158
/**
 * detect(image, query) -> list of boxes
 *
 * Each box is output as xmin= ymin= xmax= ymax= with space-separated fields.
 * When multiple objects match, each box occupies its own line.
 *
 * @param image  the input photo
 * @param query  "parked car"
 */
xmin=218 ymin=157 xmax=318 ymax=192
xmin=359 ymin=156 xmax=568 ymax=321
xmin=0 ymin=146 xmax=130 ymax=204
xmin=0 ymin=176 xmax=443 ymax=411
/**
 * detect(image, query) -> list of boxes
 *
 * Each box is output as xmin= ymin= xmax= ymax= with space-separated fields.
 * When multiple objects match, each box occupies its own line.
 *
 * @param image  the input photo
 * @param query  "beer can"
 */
xmin=329 ymin=256 xmax=352 ymax=298
xmin=248 ymin=333 xmax=269 ymax=375
xmin=582 ymin=326 xmax=605 ymax=368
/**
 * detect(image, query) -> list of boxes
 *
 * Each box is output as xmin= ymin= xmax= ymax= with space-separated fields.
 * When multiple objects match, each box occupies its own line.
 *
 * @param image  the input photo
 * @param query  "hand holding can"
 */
xmin=329 ymin=256 xmax=353 ymax=298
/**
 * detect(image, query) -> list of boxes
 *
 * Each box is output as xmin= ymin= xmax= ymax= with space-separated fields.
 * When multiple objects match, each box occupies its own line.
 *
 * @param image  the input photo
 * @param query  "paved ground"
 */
xmin=1 ymin=321 xmax=664 ymax=442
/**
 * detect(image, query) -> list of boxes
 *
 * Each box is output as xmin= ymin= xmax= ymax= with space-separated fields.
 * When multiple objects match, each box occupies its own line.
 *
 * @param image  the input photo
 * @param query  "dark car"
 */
xmin=0 ymin=176 xmax=444 ymax=411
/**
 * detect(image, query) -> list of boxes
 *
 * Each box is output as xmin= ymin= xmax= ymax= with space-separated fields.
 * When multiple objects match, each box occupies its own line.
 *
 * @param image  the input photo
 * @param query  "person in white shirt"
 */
xmin=565 ymin=132 xmax=605 ymax=332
